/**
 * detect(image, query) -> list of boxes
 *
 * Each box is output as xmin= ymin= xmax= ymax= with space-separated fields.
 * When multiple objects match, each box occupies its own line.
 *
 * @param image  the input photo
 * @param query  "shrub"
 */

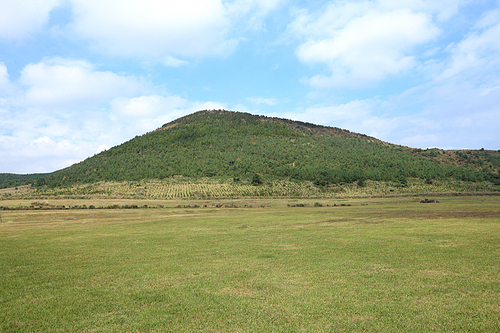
xmin=252 ymin=174 xmax=262 ymax=186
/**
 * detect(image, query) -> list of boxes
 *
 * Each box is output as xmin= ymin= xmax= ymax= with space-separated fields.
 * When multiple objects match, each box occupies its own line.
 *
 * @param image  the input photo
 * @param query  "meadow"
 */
xmin=1 ymin=196 xmax=499 ymax=332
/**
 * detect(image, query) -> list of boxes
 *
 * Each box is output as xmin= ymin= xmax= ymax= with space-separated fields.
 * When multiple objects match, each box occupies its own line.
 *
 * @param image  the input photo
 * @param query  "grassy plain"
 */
xmin=1 ymin=196 xmax=500 ymax=332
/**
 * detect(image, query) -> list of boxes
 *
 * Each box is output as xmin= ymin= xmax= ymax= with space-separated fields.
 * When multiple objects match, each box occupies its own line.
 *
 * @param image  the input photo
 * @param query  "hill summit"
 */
xmin=6 ymin=110 xmax=500 ymax=189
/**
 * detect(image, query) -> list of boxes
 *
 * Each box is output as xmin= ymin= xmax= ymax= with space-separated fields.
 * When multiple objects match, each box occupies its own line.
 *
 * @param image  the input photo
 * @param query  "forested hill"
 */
xmin=0 ymin=173 xmax=48 ymax=189
xmin=8 ymin=110 xmax=500 ymax=188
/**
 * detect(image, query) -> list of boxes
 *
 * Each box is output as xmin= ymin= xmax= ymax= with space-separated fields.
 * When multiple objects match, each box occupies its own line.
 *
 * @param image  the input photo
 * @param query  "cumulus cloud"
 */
xmin=289 ymin=1 xmax=442 ymax=87
xmin=69 ymin=0 xmax=236 ymax=60
xmin=111 ymin=95 xmax=187 ymax=117
xmin=19 ymin=58 xmax=144 ymax=110
xmin=66 ymin=0 xmax=283 ymax=62
xmin=1 ymin=0 xmax=282 ymax=64
xmin=0 ymin=134 xmax=89 ymax=174
xmin=0 ymin=0 xmax=62 ymax=40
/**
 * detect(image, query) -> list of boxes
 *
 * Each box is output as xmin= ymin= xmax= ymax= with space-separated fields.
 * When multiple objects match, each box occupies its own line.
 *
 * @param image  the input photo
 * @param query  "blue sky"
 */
xmin=1 ymin=0 xmax=499 ymax=173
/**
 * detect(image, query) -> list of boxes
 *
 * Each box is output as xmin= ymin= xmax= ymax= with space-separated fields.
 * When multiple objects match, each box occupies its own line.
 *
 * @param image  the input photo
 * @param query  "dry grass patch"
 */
xmin=220 ymin=287 xmax=258 ymax=296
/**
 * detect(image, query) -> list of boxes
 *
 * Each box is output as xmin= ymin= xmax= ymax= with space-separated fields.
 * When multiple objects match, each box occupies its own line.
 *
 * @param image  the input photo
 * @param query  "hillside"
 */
xmin=0 ymin=173 xmax=49 ymax=189
xmin=22 ymin=109 xmax=499 ymax=190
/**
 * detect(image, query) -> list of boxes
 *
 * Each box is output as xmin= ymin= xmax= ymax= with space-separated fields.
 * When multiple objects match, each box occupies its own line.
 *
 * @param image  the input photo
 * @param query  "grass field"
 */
xmin=1 ymin=196 xmax=500 ymax=332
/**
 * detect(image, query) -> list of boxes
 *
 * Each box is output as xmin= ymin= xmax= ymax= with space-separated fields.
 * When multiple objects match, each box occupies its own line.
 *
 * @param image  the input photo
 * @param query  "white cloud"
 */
xmin=69 ymin=0 xmax=236 ymax=60
xmin=0 ymin=63 xmax=9 ymax=87
xmin=66 ymin=0 xmax=283 ymax=62
xmin=289 ymin=1 xmax=442 ymax=87
xmin=441 ymin=11 xmax=500 ymax=80
xmin=0 ymin=134 xmax=98 ymax=174
xmin=1 ymin=0 xmax=282 ymax=64
xmin=111 ymin=95 xmax=187 ymax=117
xmin=109 ymin=95 xmax=190 ymax=137
xmin=283 ymin=99 xmax=385 ymax=136
xmin=163 ymin=56 xmax=189 ymax=68
xmin=473 ymin=7 xmax=500 ymax=30
xmin=226 ymin=0 xmax=283 ymax=31
xmin=19 ymin=58 xmax=143 ymax=110
xmin=0 ymin=63 xmax=14 ymax=94
xmin=377 ymin=0 xmax=466 ymax=21
xmin=0 ymin=0 xmax=62 ymax=40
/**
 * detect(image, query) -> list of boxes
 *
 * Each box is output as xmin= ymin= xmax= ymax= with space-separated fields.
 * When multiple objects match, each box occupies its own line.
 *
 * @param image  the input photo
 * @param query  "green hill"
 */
xmin=0 ymin=173 xmax=49 ymax=189
xmin=24 ymin=109 xmax=499 ymax=189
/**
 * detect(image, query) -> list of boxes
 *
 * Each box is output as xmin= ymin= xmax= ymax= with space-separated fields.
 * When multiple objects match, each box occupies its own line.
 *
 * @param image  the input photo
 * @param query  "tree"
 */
xmin=251 ymin=173 xmax=262 ymax=186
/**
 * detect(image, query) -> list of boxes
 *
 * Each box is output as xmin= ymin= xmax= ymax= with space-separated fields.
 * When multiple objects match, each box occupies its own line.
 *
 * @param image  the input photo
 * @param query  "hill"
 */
xmin=0 ymin=173 xmax=49 ymax=189
xmin=21 ymin=109 xmax=499 ymax=191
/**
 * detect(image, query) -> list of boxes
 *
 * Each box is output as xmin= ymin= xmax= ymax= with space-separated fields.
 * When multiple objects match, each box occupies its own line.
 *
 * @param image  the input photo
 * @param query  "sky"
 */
xmin=1 ymin=0 xmax=500 ymax=174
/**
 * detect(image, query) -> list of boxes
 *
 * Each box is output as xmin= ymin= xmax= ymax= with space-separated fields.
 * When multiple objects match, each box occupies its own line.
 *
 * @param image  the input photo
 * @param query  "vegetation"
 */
xmin=0 ymin=173 xmax=48 ymax=189
xmin=3 ymin=110 xmax=500 ymax=192
xmin=1 ymin=196 xmax=500 ymax=331
xmin=4 ymin=178 xmax=500 ymax=200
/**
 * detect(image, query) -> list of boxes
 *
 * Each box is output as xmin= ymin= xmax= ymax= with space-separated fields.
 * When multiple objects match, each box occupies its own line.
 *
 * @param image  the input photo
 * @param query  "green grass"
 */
xmin=1 ymin=196 xmax=500 ymax=332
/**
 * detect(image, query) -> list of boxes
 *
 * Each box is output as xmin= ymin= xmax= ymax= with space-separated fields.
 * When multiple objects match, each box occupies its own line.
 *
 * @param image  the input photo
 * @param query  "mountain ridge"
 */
xmin=157 ymin=109 xmax=388 ymax=144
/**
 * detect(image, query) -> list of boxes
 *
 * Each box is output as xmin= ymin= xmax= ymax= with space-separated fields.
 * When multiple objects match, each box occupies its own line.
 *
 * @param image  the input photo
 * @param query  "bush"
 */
xmin=251 ymin=174 xmax=262 ymax=186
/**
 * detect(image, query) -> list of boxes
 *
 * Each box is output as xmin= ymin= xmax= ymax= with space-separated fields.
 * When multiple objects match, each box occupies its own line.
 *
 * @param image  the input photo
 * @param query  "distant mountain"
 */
xmin=5 ymin=110 xmax=500 ymax=189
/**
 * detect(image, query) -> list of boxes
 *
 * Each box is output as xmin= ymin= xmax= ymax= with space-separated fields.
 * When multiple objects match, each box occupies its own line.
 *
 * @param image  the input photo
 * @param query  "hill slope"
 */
xmin=0 ymin=173 xmax=49 ymax=189
xmin=28 ymin=110 xmax=499 ymax=188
